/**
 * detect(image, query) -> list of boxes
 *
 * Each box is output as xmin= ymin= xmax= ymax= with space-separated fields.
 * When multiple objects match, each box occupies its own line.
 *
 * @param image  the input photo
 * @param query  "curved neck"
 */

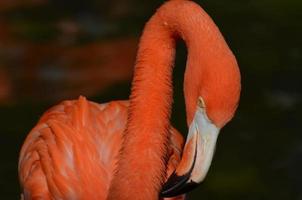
xmin=107 ymin=1 xmax=236 ymax=199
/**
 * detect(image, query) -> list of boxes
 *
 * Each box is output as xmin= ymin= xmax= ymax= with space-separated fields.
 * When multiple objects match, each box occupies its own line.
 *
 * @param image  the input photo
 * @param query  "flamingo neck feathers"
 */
xmin=107 ymin=1 xmax=240 ymax=199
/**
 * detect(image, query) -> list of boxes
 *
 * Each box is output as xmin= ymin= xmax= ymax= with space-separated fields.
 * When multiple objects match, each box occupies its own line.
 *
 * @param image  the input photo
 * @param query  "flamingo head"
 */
xmin=161 ymin=51 xmax=241 ymax=197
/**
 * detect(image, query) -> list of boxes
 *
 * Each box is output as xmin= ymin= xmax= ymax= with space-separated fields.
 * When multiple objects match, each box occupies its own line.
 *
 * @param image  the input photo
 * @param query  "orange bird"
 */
xmin=18 ymin=0 xmax=241 ymax=199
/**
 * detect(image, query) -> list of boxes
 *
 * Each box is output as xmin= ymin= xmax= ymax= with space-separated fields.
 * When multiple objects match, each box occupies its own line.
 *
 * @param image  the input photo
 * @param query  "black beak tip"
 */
xmin=160 ymin=172 xmax=199 ymax=198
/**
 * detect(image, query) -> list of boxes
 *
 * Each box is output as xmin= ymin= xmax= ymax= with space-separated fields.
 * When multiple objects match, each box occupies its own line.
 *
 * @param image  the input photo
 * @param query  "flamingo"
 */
xmin=18 ymin=0 xmax=241 ymax=199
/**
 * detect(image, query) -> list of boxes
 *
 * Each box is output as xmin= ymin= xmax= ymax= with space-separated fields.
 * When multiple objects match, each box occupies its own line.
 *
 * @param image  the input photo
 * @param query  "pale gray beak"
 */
xmin=161 ymin=97 xmax=220 ymax=197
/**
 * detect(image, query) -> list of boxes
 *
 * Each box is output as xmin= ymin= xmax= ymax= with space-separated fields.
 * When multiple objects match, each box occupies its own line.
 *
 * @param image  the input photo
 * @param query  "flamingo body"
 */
xmin=19 ymin=96 xmax=184 ymax=199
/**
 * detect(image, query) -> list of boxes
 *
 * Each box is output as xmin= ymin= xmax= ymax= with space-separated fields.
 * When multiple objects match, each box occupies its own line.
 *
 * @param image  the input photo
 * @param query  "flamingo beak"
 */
xmin=161 ymin=97 xmax=220 ymax=197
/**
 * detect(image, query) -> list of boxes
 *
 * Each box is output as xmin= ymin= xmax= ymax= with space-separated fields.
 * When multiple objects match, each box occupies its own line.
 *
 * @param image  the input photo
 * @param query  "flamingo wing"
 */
xmin=19 ymin=96 xmax=184 ymax=200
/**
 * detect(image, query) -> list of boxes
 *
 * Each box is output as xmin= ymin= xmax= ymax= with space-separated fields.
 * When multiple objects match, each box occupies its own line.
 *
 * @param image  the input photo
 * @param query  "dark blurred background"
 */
xmin=0 ymin=0 xmax=301 ymax=199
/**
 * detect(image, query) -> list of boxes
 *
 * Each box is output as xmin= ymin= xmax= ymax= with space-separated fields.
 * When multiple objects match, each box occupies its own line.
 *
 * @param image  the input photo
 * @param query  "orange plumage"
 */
xmin=19 ymin=0 xmax=240 ymax=199
xmin=19 ymin=97 xmax=184 ymax=199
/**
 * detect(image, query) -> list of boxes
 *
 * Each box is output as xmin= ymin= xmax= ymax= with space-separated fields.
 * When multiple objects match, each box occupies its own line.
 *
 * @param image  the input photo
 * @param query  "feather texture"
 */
xmin=19 ymin=96 xmax=184 ymax=200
